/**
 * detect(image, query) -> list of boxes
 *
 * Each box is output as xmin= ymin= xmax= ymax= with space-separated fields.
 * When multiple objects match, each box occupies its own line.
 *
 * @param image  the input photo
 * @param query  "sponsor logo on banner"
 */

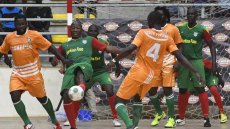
xmin=98 ymin=34 xmax=109 ymax=41
xmin=117 ymin=33 xmax=132 ymax=43
xmin=225 ymin=47 xmax=230 ymax=54
xmin=222 ymin=82 xmax=230 ymax=92
xmin=104 ymin=22 xmax=119 ymax=31
xmin=201 ymin=21 xmax=215 ymax=31
xmin=188 ymin=95 xmax=199 ymax=104
xmin=217 ymin=57 xmax=230 ymax=67
xmin=222 ymin=21 xmax=230 ymax=30
xmin=208 ymin=96 xmax=223 ymax=103
xmin=110 ymin=72 xmax=124 ymax=81
xmin=173 ymin=85 xmax=179 ymax=92
xmin=205 ymin=86 xmax=209 ymax=91
xmin=142 ymin=97 xmax=150 ymax=104
xmin=119 ymin=58 xmax=134 ymax=68
xmin=213 ymin=33 xmax=229 ymax=42
xmin=82 ymin=21 xmax=92 ymax=32
xmin=202 ymin=47 xmax=211 ymax=56
xmin=128 ymin=21 xmax=143 ymax=31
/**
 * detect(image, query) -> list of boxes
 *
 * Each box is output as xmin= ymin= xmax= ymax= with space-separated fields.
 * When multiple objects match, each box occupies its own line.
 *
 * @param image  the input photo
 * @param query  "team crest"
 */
xmin=27 ymin=37 xmax=32 ymax=43
xmin=82 ymin=40 xmax=87 ymax=44
xmin=193 ymin=32 xmax=198 ymax=37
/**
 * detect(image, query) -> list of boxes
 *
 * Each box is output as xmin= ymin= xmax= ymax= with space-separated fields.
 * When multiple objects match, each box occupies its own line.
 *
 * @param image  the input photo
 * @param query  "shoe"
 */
xmin=151 ymin=112 xmax=166 ymax=126
xmin=204 ymin=118 xmax=211 ymax=127
xmin=64 ymin=121 xmax=70 ymax=126
xmin=165 ymin=118 xmax=175 ymax=128
xmin=113 ymin=119 xmax=121 ymax=127
xmin=126 ymin=126 xmax=137 ymax=129
xmin=24 ymin=124 xmax=35 ymax=129
xmin=175 ymin=115 xmax=185 ymax=126
xmin=53 ymin=122 xmax=62 ymax=129
xmin=220 ymin=113 xmax=228 ymax=123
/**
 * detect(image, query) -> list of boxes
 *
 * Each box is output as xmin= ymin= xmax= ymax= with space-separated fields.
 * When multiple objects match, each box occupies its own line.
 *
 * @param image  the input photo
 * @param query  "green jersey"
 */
xmin=62 ymin=36 xmax=93 ymax=65
xmin=178 ymin=23 xmax=207 ymax=59
xmin=91 ymin=38 xmax=108 ymax=73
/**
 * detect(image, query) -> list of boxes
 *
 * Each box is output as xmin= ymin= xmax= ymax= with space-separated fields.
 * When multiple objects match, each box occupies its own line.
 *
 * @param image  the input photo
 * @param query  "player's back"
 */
xmin=162 ymin=23 xmax=183 ymax=44
xmin=130 ymin=28 xmax=178 ymax=84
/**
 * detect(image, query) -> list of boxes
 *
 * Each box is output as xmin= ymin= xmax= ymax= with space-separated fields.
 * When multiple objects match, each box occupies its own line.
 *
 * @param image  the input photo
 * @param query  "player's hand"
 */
xmin=62 ymin=59 xmax=74 ymax=66
xmin=4 ymin=55 xmax=12 ymax=68
xmin=106 ymin=61 xmax=115 ymax=72
xmin=50 ymin=57 xmax=58 ymax=67
xmin=58 ymin=66 xmax=65 ymax=74
xmin=195 ymin=72 xmax=205 ymax=85
xmin=115 ymin=62 xmax=122 ymax=78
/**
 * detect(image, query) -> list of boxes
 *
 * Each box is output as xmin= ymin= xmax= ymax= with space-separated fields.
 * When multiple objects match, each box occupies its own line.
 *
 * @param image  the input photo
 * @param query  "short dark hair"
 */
xmin=154 ymin=6 xmax=171 ymax=23
xmin=14 ymin=14 xmax=27 ymax=22
xmin=147 ymin=10 xmax=164 ymax=27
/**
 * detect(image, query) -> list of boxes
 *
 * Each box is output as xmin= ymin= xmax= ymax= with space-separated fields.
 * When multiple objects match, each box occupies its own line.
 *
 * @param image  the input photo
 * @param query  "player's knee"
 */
xmin=179 ymin=88 xmax=188 ymax=94
xmin=102 ymin=85 xmax=114 ymax=97
xmin=37 ymin=96 xmax=48 ymax=104
xmin=10 ymin=91 xmax=22 ymax=103
xmin=148 ymin=87 xmax=158 ymax=96
xmin=195 ymin=87 xmax=205 ymax=94
xmin=133 ymin=94 xmax=141 ymax=103
xmin=163 ymin=87 xmax=173 ymax=96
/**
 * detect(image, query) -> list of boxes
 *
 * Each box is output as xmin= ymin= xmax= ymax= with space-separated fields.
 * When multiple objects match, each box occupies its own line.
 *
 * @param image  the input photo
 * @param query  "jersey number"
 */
xmin=146 ymin=43 xmax=161 ymax=61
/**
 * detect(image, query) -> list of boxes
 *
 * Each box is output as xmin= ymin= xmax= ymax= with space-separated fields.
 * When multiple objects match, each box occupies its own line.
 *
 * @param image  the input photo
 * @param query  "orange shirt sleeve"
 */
xmin=173 ymin=26 xmax=183 ymax=44
xmin=33 ymin=31 xmax=51 ymax=51
xmin=132 ymin=30 xmax=144 ymax=47
xmin=0 ymin=35 xmax=10 ymax=54
xmin=167 ymin=38 xmax=178 ymax=53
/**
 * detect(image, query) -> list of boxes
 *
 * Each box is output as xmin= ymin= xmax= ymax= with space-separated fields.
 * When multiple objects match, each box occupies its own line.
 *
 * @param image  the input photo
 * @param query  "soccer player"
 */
xmin=203 ymin=59 xmax=227 ymax=123
xmin=147 ymin=7 xmax=183 ymax=128
xmin=108 ymin=10 xmax=204 ymax=129
xmin=0 ymin=15 xmax=72 ymax=129
xmin=175 ymin=7 xmax=217 ymax=127
xmin=87 ymin=24 xmax=121 ymax=126
xmin=54 ymin=20 xmax=120 ymax=129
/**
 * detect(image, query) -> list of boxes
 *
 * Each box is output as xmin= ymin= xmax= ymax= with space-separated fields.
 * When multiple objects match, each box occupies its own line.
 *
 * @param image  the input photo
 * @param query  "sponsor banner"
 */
xmin=213 ymin=33 xmax=229 ymax=42
xmin=117 ymin=33 xmax=132 ymax=43
xmin=104 ymin=22 xmax=119 ymax=31
xmin=119 ymin=58 xmax=134 ymax=68
xmin=188 ymin=95 xmax=199 ymax=104
xmin=222 ymin=20 xmax=230 ymax=30
xmin=202 ymin=21 xmax=215 ymax=31
xmin=82 ymin=21 xmax=93 ymax=31
xmin=110 ymin=72 xmax=124 ymax=81
xmin=98 ymin=34 xmax=109 ymax=41
xmin=128 ymin=21 xmax=143 ymax=31
xmin=142 ymin=97 xmax=150 ymax=104
xmin=222 ymin=82 xmax=230 ymax=92
xmin=208 ymin=96 xmax=223 ymax=103
xmin=217 ymin=57 xmax=230 ymax=67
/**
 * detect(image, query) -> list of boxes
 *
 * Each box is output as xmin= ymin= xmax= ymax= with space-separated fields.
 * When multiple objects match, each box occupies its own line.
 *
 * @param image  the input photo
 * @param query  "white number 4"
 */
xmin=146 ymin=43 xmax=160 ymax=62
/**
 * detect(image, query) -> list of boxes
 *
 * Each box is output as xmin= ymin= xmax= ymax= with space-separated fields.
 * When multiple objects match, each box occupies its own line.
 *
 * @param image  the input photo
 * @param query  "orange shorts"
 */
xmin=116 ymin=76 xmax=152 ymax=100
xmin=10 ymin=72 xmax=46 ymax=98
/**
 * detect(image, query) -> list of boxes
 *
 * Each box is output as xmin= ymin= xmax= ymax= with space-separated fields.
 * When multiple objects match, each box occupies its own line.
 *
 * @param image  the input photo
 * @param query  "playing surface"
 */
xmin=0 ymin=117 xmax=229 ymax=129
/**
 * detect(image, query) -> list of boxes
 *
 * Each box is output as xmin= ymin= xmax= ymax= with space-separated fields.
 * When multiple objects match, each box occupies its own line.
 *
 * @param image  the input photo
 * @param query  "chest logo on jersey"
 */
xmin=82 ymin=40 xmax=87 ymax=44
xmin=91 ymin=56 xmax=101 ymax=61
xmin=183 ymin=39 xmax=197 ymax=44
xmin=11 ymin=42 xmax=33 ymax=51
xmin=66 ymin=47 xmax=84 ymax=55
xmin=193 ymin=32 xmax=198 ymax=37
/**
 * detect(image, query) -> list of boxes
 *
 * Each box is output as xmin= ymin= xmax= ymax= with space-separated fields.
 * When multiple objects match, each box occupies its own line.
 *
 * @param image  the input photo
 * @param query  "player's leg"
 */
xmin=115 ymin=77 xmax=142 ymax=129
xmin=11 ymin=90 xmax=34 ymax=128
xmin=149 ymin=87 xmax=166 ymax=126
xmin=98 ymin=72 xmax=121 ymax=126
xmin=132 ymin=94 xmax=143 ymax=128
xmin=205 ymin=69 xmax=227 ymax=123
xmin=163 ymin=87 xmax=175 ymax=128
xmin=191 ymin=59 xmax=211 ymax=127
xmin=10 ymin=76 xmax=34 ymax=128
xmin=27 ymin=73 xmax=61 ymax=129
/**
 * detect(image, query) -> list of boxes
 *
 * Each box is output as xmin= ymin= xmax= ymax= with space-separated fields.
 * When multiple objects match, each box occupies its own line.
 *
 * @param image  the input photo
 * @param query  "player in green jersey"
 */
xmin=176 ymin=7 xmax=217 ymax=127
xmin=53 ymin=20 xmax=120 ymax=129
xmin=86 ymin=24 xmax=121 ymax=126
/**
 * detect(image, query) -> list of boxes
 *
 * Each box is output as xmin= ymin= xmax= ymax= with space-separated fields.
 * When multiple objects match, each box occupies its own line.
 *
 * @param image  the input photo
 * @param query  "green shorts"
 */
xmin=61 ymin=62 xmax=93 ymax=92
xmin=86 ymin=71 xmax=112 ymax=88
xmin=177 ymin=59 xmax=206 ymax=91
xmin=205 ymin=68 xmax=218 ymax=88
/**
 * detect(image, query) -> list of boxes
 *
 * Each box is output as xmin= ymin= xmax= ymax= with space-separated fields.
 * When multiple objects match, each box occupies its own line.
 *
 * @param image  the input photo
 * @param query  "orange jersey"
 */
xmin=129 ymin=28 xmax=178 ymax=85
xmin=162 ymin=23 xmax=183 ymax=44
xmin=0 ymin=30 xmax=51 ymax=78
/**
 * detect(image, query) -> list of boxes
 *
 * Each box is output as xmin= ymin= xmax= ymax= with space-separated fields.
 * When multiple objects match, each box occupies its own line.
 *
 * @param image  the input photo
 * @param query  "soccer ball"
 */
xmin=68 ymin=85 xmax=84 ymax=101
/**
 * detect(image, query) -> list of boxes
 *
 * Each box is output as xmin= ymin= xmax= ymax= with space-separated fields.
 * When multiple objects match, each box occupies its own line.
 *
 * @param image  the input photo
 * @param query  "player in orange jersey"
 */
xmin=148 ymin=7 xmax=183 ymax=128
xmin=0 ymin=14 xmax=72 ymax=129
xmin=107 ymin=10 xmax=204 ymax=129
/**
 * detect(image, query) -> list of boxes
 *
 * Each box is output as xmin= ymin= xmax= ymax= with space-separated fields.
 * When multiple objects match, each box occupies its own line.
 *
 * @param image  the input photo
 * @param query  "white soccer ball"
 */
xmin=68 ymin=86 xmax=84 ymax=101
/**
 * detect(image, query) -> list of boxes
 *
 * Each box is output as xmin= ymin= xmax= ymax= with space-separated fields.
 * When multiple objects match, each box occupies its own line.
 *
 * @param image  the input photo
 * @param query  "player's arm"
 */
xmin=50 ymin=45 xmax=65 ymax=67
xmin=0 ymin=36 xmax=12 ymax=67
xmin=92 ymin=37 xmax=121 ymax=54
xmin=203 ymin=29 xmax=217 ymax=74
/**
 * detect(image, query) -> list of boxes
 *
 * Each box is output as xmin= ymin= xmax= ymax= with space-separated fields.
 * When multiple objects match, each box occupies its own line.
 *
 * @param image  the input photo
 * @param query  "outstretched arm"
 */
xmin=113 ymin=44 xmax=137 ymax=62
xmin=172 ymin=50 xmax=204 ymax=83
